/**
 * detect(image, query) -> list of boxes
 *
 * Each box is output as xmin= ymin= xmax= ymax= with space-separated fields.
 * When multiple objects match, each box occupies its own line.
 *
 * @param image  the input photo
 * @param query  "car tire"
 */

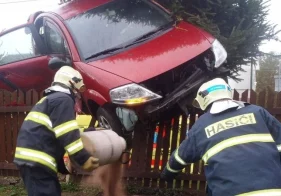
xmin=96 ymin=106 xmax=133 ymax=149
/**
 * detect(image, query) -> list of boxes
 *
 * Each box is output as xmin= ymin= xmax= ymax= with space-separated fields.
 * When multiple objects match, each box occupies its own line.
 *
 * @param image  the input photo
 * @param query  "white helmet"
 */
xmin=192 ymin=78 xmax=232 ymax=111
xmin=53 ymin=66 xmax=86 ymax=93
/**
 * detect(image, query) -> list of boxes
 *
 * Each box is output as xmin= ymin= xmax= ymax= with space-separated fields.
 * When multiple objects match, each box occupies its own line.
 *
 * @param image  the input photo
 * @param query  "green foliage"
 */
xmin=0 ymin=184 xmax=27 ymax=196
xmin=0 ymin=183 xmax=103 ymax=196
xmin=156 ymin=0 xmax=280 ymax=80
xmin=61 ymin=182 xmax=81 ymax=192
xmin=255 ymin=52 xmax=281 ymax=92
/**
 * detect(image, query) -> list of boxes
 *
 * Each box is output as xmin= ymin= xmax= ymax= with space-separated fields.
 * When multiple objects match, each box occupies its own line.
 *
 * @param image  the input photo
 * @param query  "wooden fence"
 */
xmin=1 ymin=88 xmax=281 ymax=195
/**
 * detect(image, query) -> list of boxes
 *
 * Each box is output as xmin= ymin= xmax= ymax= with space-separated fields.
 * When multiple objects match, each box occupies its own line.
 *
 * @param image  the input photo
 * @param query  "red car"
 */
xmin=0 ymin=0 xmax=229 ymax=144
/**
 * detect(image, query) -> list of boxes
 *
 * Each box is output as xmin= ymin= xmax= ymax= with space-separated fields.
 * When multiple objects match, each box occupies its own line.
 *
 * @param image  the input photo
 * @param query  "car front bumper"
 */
xmin=142 ymin=66 xmax=230 ymax=119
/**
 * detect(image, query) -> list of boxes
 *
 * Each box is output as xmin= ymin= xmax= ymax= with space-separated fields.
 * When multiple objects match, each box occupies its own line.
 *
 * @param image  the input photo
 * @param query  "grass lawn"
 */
xmin=0 ymin=182 xmax=202 ymax=196
xmin=0 ymin=182 xmax=103 ymax=196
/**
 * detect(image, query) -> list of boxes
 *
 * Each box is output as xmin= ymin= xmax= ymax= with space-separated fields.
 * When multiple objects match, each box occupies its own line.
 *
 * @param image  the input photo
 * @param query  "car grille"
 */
xmin=141 ymin=49 xmax=213 ymax=98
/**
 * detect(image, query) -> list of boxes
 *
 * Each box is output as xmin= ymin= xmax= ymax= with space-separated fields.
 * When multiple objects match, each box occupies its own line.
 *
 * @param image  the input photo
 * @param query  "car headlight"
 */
xmin=109 ymin=83 xmax=162 ymax=105
xmin=211 ymin=39 xmax=227 ymax=68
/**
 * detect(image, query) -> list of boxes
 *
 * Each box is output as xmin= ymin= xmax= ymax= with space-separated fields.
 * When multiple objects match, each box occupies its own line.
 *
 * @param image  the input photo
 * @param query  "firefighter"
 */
xmin=14 ymin=66 xmax=99 ymax=196
xmin=161 ymin=77 xmax=281 ymax=196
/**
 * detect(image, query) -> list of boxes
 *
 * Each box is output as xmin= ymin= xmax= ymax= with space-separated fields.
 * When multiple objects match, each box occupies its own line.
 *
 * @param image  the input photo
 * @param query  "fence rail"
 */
xmin=0 ymin=87 xmax=281 ymax=194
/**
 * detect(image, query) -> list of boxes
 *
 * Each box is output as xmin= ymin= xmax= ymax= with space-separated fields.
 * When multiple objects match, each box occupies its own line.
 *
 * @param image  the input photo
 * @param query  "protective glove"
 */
xmin=82 ymin=156 xmax=99 ymax=172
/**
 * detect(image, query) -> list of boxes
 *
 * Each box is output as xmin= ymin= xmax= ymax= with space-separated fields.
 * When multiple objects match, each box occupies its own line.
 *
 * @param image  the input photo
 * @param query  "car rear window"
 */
xmin=65 ymin=0 xmax=173 ymax=61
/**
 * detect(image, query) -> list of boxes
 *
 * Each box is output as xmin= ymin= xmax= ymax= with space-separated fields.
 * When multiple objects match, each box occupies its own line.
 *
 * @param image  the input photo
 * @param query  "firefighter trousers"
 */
xmin=19 ymin=166 xmax=61 ymax=196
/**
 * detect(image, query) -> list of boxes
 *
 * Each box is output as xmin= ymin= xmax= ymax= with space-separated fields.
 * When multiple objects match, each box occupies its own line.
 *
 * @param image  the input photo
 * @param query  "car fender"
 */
xmin=83 ymin=89 xmax=108 ymax=107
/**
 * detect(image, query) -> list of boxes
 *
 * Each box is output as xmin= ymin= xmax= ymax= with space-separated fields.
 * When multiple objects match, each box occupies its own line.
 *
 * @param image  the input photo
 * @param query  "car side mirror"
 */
xmin=48 ymin=57 xmax=71 ymax=70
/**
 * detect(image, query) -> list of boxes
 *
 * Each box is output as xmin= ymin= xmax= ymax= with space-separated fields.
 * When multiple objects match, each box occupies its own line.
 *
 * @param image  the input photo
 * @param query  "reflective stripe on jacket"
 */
xmin=15 ymin=147 xmax=57 ymax=172
xmin=162 ymin=104 xmax=281 ymax=196
xmin=14 ymin=88 xmax=91 ymax=174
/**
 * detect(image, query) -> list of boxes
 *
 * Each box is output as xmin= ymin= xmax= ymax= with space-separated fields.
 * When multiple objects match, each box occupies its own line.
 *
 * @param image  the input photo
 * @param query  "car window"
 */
xmin=0 ymin=27 xmax=41 ymax=66
xmin=44 ymin=21 xmax=70 ymax=55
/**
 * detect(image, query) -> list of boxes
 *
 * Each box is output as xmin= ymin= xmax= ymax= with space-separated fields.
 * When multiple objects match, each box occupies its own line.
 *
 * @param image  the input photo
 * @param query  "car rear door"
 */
xmin=0 ymin=24 xmax=54 ymax=92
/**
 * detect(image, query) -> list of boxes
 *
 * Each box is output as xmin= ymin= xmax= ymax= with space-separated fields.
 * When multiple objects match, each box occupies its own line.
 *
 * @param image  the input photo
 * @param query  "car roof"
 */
xmin=1 ymin=0 xmax=111 ymax=35
xmin=50 ymin=0 xmax=112 ymax=20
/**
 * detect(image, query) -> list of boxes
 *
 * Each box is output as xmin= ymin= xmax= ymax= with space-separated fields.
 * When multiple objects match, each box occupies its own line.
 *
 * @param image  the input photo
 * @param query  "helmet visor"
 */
xmin=70 ymin=80 xmax=86 ymax=93
xmin=192 ymin=99 xmax=200 ymax=109
xmin=79 ymin=85 xmax=86 ymax=93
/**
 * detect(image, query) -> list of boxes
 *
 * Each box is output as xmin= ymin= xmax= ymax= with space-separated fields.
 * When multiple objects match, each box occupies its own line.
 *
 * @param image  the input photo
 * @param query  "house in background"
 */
xmin=274 ymin=65 xmax=281 ymax=92
xmin=228 ymin=64 xmax=257 ymax=100
xmin=274 ymin=75 xmax=281 ymax=91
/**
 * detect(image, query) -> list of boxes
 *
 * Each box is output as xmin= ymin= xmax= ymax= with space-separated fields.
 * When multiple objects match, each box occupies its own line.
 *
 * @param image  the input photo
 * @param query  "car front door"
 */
xmin=40 ymin=17 xmax=72 ymax=66
xmin=0 ymin=24 xmax=54 ymax=92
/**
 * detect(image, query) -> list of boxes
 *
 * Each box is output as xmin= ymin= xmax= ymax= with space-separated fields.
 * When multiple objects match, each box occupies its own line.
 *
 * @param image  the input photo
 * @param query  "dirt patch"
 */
xmin=80 ymin=162 xmax=127 ymax=196
xmin=0 ymin=161 xmax=127 ymax=196
xmin=0 ymin=176 xmax=21 ymax=185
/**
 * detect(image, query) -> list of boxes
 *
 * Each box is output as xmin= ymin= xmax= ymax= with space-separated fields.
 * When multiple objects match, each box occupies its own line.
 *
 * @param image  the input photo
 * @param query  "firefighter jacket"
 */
xmin=161 ymin=103 xmax=281 ymax=196
xmin=14 ymin=85 xmax=91 ymax=175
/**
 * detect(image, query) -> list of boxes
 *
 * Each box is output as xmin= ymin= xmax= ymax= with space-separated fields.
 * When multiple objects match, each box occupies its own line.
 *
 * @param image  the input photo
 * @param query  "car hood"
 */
xmin=87 ymin=22 xmax=214 ymax=83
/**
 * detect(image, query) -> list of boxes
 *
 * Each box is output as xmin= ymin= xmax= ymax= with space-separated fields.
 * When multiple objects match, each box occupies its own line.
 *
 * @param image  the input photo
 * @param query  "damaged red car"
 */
xmin=0 ymin=0 xmax=229 ymax=144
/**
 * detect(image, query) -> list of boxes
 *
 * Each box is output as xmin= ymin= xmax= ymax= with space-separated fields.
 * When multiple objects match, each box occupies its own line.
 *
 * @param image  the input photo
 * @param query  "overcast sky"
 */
xmin=0 ymin=0 xmax=280 ymax=54
xmin=0 ymin=0 xmax=59 ymax=30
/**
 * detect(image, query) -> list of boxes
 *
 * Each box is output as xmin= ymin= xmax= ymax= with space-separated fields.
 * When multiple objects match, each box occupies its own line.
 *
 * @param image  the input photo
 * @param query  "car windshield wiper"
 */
xmin=85 ymin=46 xmax=125 ymax=60
xmin=129 ymin=20 xmax=176 ymax=44
xmin=85 ymin=20 xmax=177 ymax=60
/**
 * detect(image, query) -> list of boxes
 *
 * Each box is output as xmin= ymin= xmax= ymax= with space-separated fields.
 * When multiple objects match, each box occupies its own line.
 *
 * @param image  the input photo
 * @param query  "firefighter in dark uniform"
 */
xmin=161 ymin=78 xmax=281 ymax=196
xmin=14 ymin=66 xmax=99 ymax=196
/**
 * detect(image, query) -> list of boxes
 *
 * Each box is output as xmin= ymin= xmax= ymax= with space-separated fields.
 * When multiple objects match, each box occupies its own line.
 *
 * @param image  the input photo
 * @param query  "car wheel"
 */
xmin=96 ymin=106 xmax=133 ymax=149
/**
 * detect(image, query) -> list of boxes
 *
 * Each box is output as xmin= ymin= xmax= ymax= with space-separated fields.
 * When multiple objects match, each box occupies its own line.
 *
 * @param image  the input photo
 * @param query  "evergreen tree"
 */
xmin=157 ymin=0 xmax=279 ymax=80
xmin=255 ymin=52 xmax=280 ymax=92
